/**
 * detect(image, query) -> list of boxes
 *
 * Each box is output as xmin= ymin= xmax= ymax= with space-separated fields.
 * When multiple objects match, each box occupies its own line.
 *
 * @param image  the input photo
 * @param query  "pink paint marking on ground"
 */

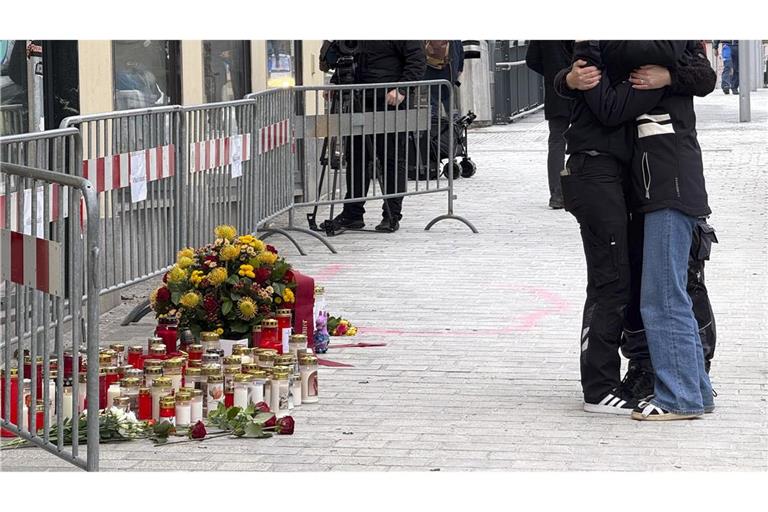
xmin=311 ymin=263 xmax=350 ymax=283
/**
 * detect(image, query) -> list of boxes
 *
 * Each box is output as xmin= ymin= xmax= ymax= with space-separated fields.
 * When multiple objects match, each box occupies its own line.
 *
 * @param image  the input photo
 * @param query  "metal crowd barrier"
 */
xmin=265 ymin=79 xmax=477 ymax=235
xmin=0 ymin=105 xmax=26 ymax=136
xmin=1 ymin=158 xmax=101 ymax=472
xmin=492 ymin=41 xmax=544 ymax=124
xmin=60 ymin=107 xmax=183 ymax=296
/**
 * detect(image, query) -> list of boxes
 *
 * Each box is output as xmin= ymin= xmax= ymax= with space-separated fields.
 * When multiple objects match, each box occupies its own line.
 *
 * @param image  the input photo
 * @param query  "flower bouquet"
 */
xmin=150 ymin=225 xmax=297 ymax=339
xmin=327 ymin=316 xmax=358 ymax=336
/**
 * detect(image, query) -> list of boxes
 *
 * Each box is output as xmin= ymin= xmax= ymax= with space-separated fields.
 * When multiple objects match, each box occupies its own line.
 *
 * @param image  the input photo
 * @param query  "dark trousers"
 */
xmin=547 ymin=117 xmax=568 ymax=204
xmin=730 ymin=45 xmax=740 ymax=91
xmin=621 ymin=214 xmax=718 ymax=372
xmin=561 ymin=153 xmax=632 ymax=403
xmin=342 ymin=131 xmax=406 ymax=221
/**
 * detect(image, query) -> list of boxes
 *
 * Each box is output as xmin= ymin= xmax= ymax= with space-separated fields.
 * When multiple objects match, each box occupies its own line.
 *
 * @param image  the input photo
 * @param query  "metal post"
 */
xmin=739 ymin=40 xmax=751 ymax=123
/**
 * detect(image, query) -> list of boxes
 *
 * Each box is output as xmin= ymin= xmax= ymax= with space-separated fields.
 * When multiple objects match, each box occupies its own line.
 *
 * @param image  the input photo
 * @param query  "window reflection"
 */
xmin=113 ymin=40 xmax=174 ymax=110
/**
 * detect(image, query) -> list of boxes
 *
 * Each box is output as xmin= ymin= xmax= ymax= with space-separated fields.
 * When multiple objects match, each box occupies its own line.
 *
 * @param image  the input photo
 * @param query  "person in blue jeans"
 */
xmin=574 ymin=40 xmax=715 ymax=420
xmin=715 ymin=40 xmax=739 ymax=94
xmin=720 ymin=42 xmax=733 ymax=93
xmin=423 ymin=40 xmax=464 ymax=120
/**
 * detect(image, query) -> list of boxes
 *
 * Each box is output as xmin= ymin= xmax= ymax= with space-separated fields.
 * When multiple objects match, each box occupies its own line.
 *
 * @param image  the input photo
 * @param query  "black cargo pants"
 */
xmin=561 ymin=153 xmax=631 ymax=403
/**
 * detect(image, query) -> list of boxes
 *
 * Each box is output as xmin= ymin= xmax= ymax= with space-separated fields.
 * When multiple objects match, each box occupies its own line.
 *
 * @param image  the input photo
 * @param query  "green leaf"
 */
xmin=171 ymin=291 xmax=182 ymax=304
xmin=226 ymin=274 xmax=239 ymax=285
xmin=221 ymin=300 xmax=233 ymax=316
xmin=243 ymin=422 xmax=272 ymax=438
xmin=230 ymin=321 xmax=248 ymax=333
xmin=252 ymin=412 xmax=275 ymax=426
xmin=226 ymin=406 xmax=242 ymax=421
xmin=243 ymin=403 xmax=256 ymax=417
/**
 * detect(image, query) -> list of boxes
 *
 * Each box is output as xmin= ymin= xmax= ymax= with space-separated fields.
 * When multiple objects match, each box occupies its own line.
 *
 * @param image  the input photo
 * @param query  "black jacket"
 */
xmin=526 ymin=40 xmax=573 ymax=119
xmin=577 ymin=41 xmax=715 ymax=217
xmin=357 ymin=40 xmax=426 ymax=86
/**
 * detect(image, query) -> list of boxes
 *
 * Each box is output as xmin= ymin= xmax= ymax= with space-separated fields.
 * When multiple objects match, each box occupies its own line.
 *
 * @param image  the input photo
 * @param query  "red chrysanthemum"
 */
xmin=255 ymin=267 xmax=271 ymax=284
xmin=282 ymin=270 xmax=295 ymax=284
xmin=156 ymin=286 xmax=171 ymax=302
xmin=266 ymin=245 xmax=278 ymax=254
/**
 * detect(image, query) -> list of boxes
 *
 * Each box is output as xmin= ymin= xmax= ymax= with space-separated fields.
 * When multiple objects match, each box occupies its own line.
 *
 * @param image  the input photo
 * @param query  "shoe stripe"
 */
xmin=608 ymin=397 xmax=621 ymax=407
xmin=599 ymin=394 xmax=614 ymax=406
xmin=616 ymin=400 xmax=626 ymax=408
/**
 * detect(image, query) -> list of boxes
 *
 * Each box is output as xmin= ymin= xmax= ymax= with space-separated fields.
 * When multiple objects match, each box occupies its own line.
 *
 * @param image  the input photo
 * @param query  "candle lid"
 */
xmin=149 ymin=345 xmax=167 ymax=355
xmin=202 ymin=364 xmax=222 ymax=377
xmin=234 ymin=373 xmax=253 ymax=383
xmin=289 ymin=334 xmax=307 ymax=343
xmin=206 ymin=375 xmax=224 ymax=384
xmin=144 ymin=366 xmax=163 ymax=376
xmin=126 ymin=369 xmax=144 ymax=378
xmin=243 ymin=363 xmax=262 ymax=373
xmin=191 ymin=389 xmax=203 ymax=398
xmin=0 ymin=367 xmax=19 ymax=377
xmin=246 ymin=369 xmax=267 ymax=378
xmin=187 ymin=344 xmax=204 ymax=351
xmin=314 ymin=286 xmax=325 ymax=295
xmin=152 ymin=377 xmax=173 ymax=387
xmin=223 ymin=355 xmax=242 ymax=365
xmin=276 ymin=355 xmax=295 ymax=365
xmin=272 ymin=369 xmax=290 ymax=379
xmin=113 ymin=396 xmax=130 ymax=407
xmin=175 ymin=390 xmax=193 ymax=401
xmin=98 ymin=353 xmax=112 ymax=364
xmin=139 ymin=387 xmax=151 ymax=395
xmin=148 ymin=336 xmax=163 ymax=344
xmin=258 ymin=352 xmax=276 ymax=362
xmin=160 ymin=396 xmax=176 ymax=407
xmin=128 ymin=345 xmax=144 ymax=354
xmin=276 ymin=309 xmax=292 ymax=317
xmin=299 ymin=355 xmax=318 ymax=364
xmin=251 ymin=325 xmax=262 ymax=332
xmin=232 ymin=347 xmax=250 ymax=356
xmin=104 ymin=366 xmax=119 ymax=375
xmin=261 ymin=319 xmax=278 ymax=328
xmin=109 ymin=344 xmax=125 ymax=352
xmin=163 ymin=358 xmax=185 ymax=368
xmin=120 ymin=377 xmax=141 ymax=387
xmin=200 ymin=331 xmax=220 ymax=342
xmin=186 ymin=367 xmax=202 ymax=376
xmin=188 ymin=360 xmax=203 ymax=369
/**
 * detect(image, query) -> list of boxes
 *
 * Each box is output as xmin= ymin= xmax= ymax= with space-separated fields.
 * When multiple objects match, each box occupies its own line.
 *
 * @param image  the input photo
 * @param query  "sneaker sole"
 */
xmin=583 ymin=403 xmax=633 ymax=415
xmin=631 ymin=411 xmax=702 ymax=421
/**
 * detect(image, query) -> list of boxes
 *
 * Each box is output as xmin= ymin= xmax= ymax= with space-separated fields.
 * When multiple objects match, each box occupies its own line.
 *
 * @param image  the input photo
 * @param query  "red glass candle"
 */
xmin=259 ymin=319 xmax=281 ymax=353
xmin=29 ymin=401 xmax=45 ymax=433
xmin=251 ymin=326 xmax=262 ymax=349
xmin=224 ymin=381 xmax=234 ymax=408
xmin=62 ymin=352 xmax=83 ymax=380
xmin=155 ymin=319 xmax=178 ymax=354
xmin=159 ymin=396 xmax=176 ymax=424
xmin=127 ymin=346 xmax=143 ymax=369
xmin=1 ymin=369 xmax=20 ymax=437
xmin=98 ymin=371 xmax=108 ymax=409
xmin=187 ymin=344 xmax=204 ymax=362
xmin=23 ymin=356 xmax=45 ymax=400
xmin=276 ymin=310 xmax=292 ymax=354
xmin=137 ymin=388 xmax=152 ymax=420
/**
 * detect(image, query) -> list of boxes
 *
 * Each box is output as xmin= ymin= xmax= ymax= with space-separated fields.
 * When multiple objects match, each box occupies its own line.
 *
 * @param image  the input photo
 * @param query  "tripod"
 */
xmin=306 ymin=86 xmax=395 ymax=237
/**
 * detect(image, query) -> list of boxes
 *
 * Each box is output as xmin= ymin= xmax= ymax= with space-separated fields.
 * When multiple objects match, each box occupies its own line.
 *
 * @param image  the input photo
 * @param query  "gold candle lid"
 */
xmin=200 ymin=332 xmax=220 ymax=342
xmin=186 ymin=367 xmax=202 ymax=377
xmin=299 ymin=354 xmax=318 ymax=365
xmin=144 ymin=366 xmax=163 ymax=376
xmin=175 ymin=390 xmax=193 ymax=401
xmin=149 ymin=345 xmax=167 ymax=355
xmin=187 ymin=344 xmax=204 ymax=351
xmin=152 ymin=377 xmax=173 ymax=388
xmin=104 ymin=366 xmax=119 ymax=375
xmin=120 ymin=377 xmax=141 ymax=387
xmin=234 ymin=373 xmax=253 ymax=383
xmin=258 ymin=352 xmax=276 ymax=362
xmin=223 ymin=356 xmax=242 ymax=365
xmin=289 ymin=334 xmax=307 ymax=343
xmin=261 ymin=319 xmax=278 ymax=328
xmin=191 ymin=389 xmax=203 ymax=398
xmin=206 ymin=375 xmax=224 ymax=384
xmin=243 ymin=363 xmax=262 ymax=373
xmin=128 ymin=345 xmax=144 ymax=354
xmin=246 ymin=369 xmax=267 ymax=378
xmin=109 ymin=344 xmax=125 ymax=352
xmin=113 ymin=396 xmax=131 ymax=407
xmin=160 ymin=396 xmax=176 ymax=408
xmin=276 ymin=309 xmax=292 ymax=317
xmin=202 ymin=364 xmax=222 ymax=377
xmin=163 ymin=358 xmax=185 ymax=368
xmin=272 ymin=369 xmax=290 ymax=379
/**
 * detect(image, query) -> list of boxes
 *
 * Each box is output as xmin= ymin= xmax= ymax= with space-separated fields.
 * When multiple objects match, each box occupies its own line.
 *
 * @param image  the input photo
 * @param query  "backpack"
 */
xmin=425 ymin=40 xmax=451 ymax=70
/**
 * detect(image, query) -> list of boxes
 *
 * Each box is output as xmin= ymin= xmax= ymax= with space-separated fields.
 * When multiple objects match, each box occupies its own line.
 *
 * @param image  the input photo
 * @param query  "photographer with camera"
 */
xmin=320 ymin=40 xmax=425 ymax=233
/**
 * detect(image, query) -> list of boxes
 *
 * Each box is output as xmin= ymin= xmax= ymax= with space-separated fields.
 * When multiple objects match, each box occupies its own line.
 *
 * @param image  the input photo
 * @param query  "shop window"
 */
xmin=203 ymin=41 xmax=250 ymax=102
xmin=266 ymin=40 xmax=295 ymax=88
xmin=112 ymin=40 xmax=179 ymax=110
xmin=1 ymin=40 xmax=41 ymax=135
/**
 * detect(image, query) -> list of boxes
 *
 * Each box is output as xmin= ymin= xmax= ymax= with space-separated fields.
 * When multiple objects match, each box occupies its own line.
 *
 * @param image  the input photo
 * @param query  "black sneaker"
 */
xmin=584 ymin=388 xmax=639 ymax=415
xmin=319 ymin=214 xmax=364 ymax=232
xmin=631 ymin=399 xmax=702 ymax=421
xmin=548 ymin=198 xmax=565 ymax=210
xmin=618 ymin=360 xmax=655 ymax=401
xmin=375 ymin=217 xmax=400 ymax=233
xmin=723 ymin=89 xmax=730 ymax=94
xmin=732 ymin=89 xmax=739 ymax=94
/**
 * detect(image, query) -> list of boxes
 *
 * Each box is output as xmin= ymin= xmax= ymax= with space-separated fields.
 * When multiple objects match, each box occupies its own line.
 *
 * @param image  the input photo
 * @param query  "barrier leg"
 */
xmin=425 ymin=214 xmax=479 ymax=233
xmin=121 ymin=299 xmax=152 ymax=326
xmin=258 ymin=227 xmax=308 ymax=256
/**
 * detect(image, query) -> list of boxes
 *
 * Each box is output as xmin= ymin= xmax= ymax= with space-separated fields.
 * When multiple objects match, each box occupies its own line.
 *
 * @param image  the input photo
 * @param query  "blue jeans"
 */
xmin=722 ymin=59 xmax=733 ymax=91
xmin=641 ymin=209 xmax=714 ymax=415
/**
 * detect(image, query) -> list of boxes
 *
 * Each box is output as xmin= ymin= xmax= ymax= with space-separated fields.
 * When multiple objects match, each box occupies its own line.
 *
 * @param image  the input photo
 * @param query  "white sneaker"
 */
xmin=583 ymin=389 xmax=638 ymax=415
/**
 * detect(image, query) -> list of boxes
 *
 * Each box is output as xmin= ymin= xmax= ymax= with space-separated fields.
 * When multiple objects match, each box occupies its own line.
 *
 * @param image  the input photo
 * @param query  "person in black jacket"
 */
xmin=526 ymin=40 xmax=574 ymax=209
xmin=423 ymin=40 xmax=464 ymax=121
xmin=552 ymin=41 xmax=711 ymax=415
xmin=570 ymin=41 xmax=716 ymax=421
xmin=321 ymin=41 xmax=426 ymax=233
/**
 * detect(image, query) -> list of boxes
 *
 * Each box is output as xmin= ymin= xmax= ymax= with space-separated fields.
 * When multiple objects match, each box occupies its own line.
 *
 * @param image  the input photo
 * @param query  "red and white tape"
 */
xmin=1 ymin=228 xmax=64 ymax=297
xmin=190 ymin=134 xmax=252 ymax=173
xmin=0 ymin=184 xmax=69 ymax=233
xmin=258 ymin=120 xmax=291 ymax=155
xmin=82 ymin=144 xmax=175 ymax=193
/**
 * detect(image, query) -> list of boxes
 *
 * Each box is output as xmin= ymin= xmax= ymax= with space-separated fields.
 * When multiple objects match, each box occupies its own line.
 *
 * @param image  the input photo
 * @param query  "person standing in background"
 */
xmin=526 ymin=40 xmax=574 ymax=209
xmin=423 ymin=40 xmax=464 ymax=120
xmin=714 ymin=40 xmax=739 ymax=94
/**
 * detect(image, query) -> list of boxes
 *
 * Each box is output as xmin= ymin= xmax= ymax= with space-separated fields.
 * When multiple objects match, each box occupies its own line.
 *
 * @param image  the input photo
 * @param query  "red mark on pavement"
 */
xmin=312 ymin=264 xmax=349 ymax=283
xmin=317 ymin=358 xmax=355 ymax=368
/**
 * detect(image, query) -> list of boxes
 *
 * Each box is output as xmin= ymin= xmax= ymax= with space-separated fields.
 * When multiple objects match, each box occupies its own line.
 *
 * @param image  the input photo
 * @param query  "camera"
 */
xmin=319 ymin=40 xmax=361 ymax=85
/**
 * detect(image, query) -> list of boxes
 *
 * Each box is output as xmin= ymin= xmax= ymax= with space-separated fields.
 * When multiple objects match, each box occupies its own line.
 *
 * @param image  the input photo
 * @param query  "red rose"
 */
xmin=254 ymin=401 xmax=271 ymax=413
xmin=266 ymin=245 xmax=278 ymax=254
xmin=203 ymin=295 xmax=219 ymax=314
xmin=276 ymin=416 xmax=295 ymax=435
xmin=162 ymin=272 xmax=169 ymax=284
xmin=282 ymin=270 xmax=295 ymax=284
xmin=189 ymin=420 xmax=207 ymax=439
xmin=156 ymin=286 xmax=171 ymax=302
xmin=264 ymin=414 xmax=277 ymax=428
xmin=255 ymin=267 xmax=271 ymax=284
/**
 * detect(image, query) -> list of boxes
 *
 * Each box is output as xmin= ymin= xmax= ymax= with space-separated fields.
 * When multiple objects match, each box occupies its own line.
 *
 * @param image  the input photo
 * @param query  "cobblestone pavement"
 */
xmin=2 ymin=89 xmax=766 ymax=472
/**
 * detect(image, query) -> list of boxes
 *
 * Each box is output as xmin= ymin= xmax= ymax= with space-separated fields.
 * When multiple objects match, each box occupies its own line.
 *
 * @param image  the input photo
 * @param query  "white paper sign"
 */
xmin=130 ymin=151 xmax=147 ymax=203
xmin=22 ymin=186 xmax=45 ymax=237
xmin=230 ymin=135 xmax=243 ymax=178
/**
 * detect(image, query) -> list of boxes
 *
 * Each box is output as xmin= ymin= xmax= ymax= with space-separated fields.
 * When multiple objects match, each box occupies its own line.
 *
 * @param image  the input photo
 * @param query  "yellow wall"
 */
xmin=251 ymin=40 xmax=267 ymax=92
xmin=77 ymin=40 xmax=113 ymax=115
xmin=181 ymin=40 xmax=203 ymax=105
xmin=302 ymin=40 xmax=326 ymax=86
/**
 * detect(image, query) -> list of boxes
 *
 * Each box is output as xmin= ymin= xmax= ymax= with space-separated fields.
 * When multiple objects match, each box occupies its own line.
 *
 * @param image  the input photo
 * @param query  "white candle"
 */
xmin=107 ymin=384 xmax=121 ymax=409
xmin=169 ymin=374 xmax=182 ymax=392
xmin=234 ymin=387 xmax=249 ymax=409
xmin=248 ymin=380 xmax=264 ymax=406
xmin=190 ymin=396 xmax=203 ymax=423
xmin=175 ymin=403 xmax=191 ymax=427
xmin=269 ymin=379 xmax=280 ymax=413
xmin=292 ymin=378 xmax=302 ymax=407
xmin=47 ymin=379 xmax=56 ymax=423
xmin=62 ymin=388 xmax=74 ymax=421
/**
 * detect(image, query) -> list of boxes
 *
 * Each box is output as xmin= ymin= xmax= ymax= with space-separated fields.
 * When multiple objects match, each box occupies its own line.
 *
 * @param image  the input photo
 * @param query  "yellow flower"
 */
xmin=177 ymin=247 xmax=195 ymax=260
xmin=215 ymin=225 xmax=237 ymax=241
xmin=167 ymin=265 xmax=187 ymax=283
xmin=149 ymin=288 xmax=159 ymax=308
xmin=220 ymin=244 xmax=240 ymax=261
xmin=238 ymin=264 xmax=256 ymax=279
xmin=215 ymin=328 xmax=224 ymax=336
xmin=238 ymin=234 xmax=256 ymax=245
xmin=237 ymin=297 xmax=257 ymax=320
xmin=347 ymin=327 xmax=358 ymax=336
xmin=177 ymin=256 xmax=194 ymax=269
xmin=258 ymin=251 xmax=278 ymax=266
xmin=208 ymin=267 xmax=228 ymax=286
xmin=282 ymin=288 xmax=295 ymax=303
xmin=251 ymin=239 xmax=265 ymax=252
xmin=179 ymin=292 xmax=201 ymax=309
xmin=189 ymin=270 xmax=205 ymax=286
